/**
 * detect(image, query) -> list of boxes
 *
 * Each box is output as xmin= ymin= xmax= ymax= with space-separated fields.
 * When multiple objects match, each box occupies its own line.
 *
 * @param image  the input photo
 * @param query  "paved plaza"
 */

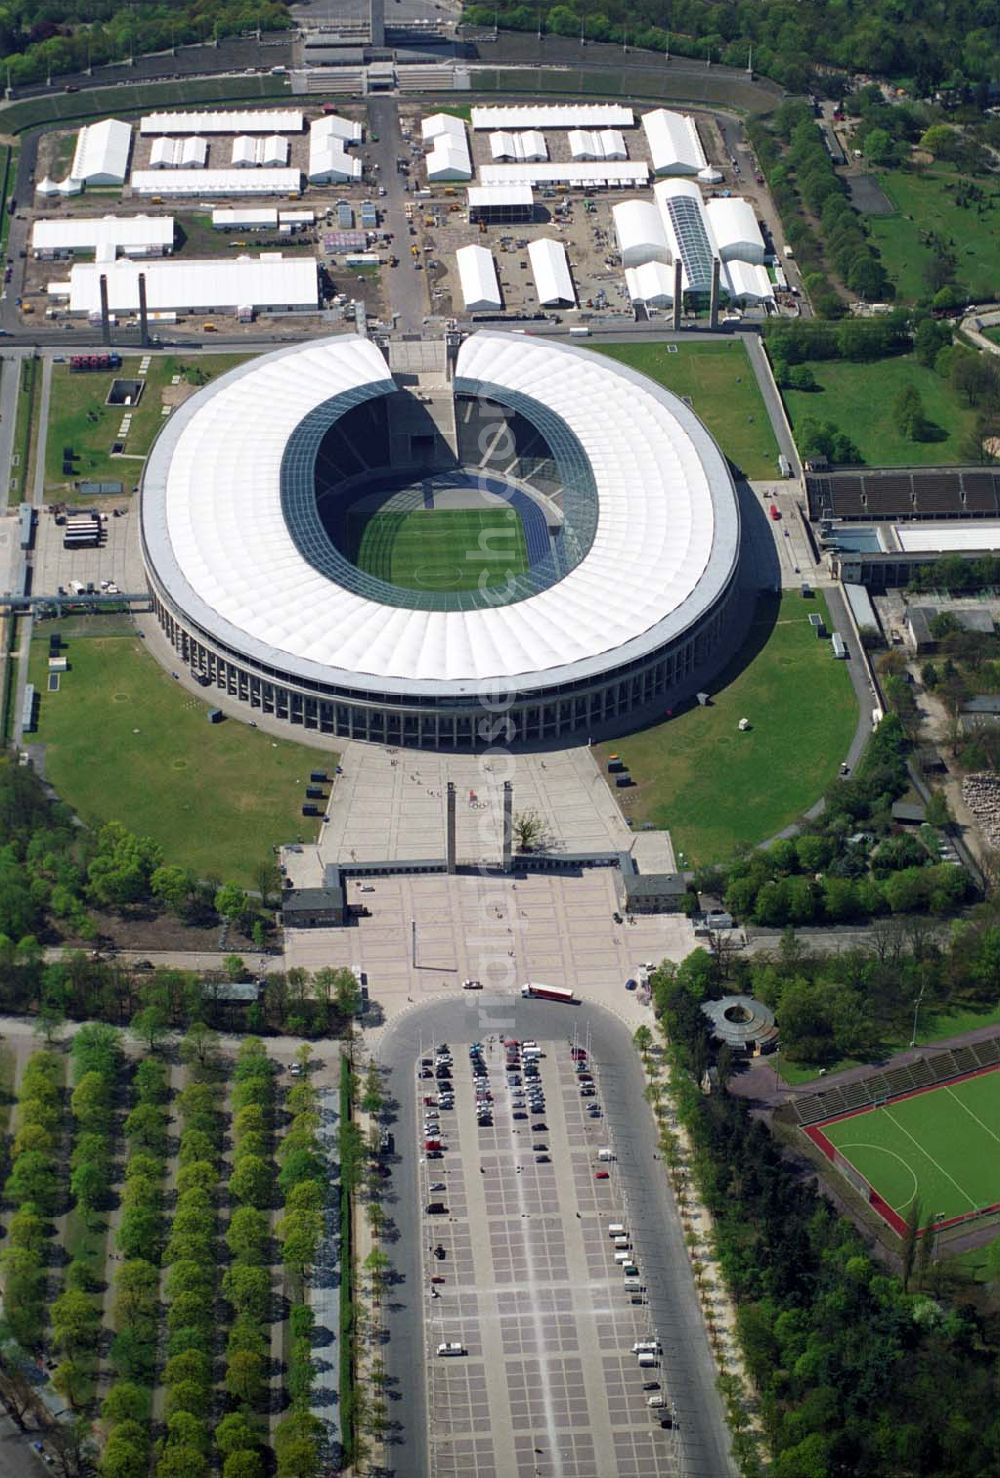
xmin=285 ymin=868 xmax=694 ymax=1037
xmin=313 ymin=741 xmax=647 ymax=870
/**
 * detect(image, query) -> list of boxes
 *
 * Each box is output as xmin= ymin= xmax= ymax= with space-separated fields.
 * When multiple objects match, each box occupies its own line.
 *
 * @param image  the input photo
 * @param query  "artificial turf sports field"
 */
xmin=349 ymin=507 xmax=528 ymax=592
xmin=807 ymin=1068 xmax=1000 ymax=1234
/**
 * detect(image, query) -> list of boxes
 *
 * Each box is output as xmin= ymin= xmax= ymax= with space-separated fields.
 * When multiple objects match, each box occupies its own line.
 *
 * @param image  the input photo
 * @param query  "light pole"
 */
xmin=910 ymin=981 xmax=927 ymax=1047
xmin=411 ymin=918 xmax=417 ymax=968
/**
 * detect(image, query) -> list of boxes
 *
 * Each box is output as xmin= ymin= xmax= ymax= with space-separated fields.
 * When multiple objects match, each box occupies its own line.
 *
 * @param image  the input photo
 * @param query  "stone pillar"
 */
xmin=138 ymin=271 xmax=149 ymax=348
xmin=502 ymin=780 xmax=513 ymax=872
xmin=709 ymin=257 xmax=720 ymax=330
xmin=672 ymin=258 xmax=682 ymax=331
xmin=446 ymin=781 xmax=456 ymax=873
xmin=99 ymin=273 xmax=111 ymax=346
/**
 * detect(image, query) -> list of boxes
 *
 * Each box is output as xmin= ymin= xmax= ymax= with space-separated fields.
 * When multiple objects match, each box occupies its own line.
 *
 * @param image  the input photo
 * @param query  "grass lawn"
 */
xmin=45 ymin=352 xmax=252 ymax=498
xmin=810 ymin=1068 xmax=1000 ymax=1228
xmin=28 ymin=623 xmax=327 ymax=884
xmin=982 ymin=326 xmax=1000 ymax=347
xmin=869 ymin=166 xmax=1000 ymax=302
xmin=8 ymin=356 xmax=36 ymax=506
xmin=174 ymin=212 xmax=317 ymax=258
xmin=776 ymin=1000 xmax=1000 ymax=1086
xmin=594 ymin=591 xmax=857 ymax=864
xmin=783 ymin=354 xmax=976 ymax=467
xmin=352 ymin=507 xmax=528 ymax=591
xmin=593 ymin=340 xmax=779 ymax=480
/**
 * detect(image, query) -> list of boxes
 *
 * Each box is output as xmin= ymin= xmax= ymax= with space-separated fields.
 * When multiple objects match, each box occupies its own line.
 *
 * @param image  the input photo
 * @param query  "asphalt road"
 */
xmin=376 ymin=996 xmax=735 ymax=1478
xmin=366 ymin=94 xmax=428 ymax=334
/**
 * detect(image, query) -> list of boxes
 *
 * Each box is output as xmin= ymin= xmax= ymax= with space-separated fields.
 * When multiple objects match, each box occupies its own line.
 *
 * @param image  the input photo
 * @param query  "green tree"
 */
xmin=154 ymin=1446 xmax=210 ymax=1478
xmin=99 ymin=1430 xmax=148 ymax=1478
xmin=51 ymin=1288 xmax=100 ymax=1357
xmin=112 ymin=1260 xmax=159 ymax=1323
xmin=222 ymin=1265 xmax=272 ymax=1322
xmin=226 ymin=1205 xmax=269 ymax=1263
xmin=87 ymin=822 xmax=162 ymax=908
xmin=70 ymin=1070 xmax=111 ymax=1133
xmin=179 ymin=1021 xmax=220 ymax=1071
xmin=216 ymin=1411 xmax=262 ymax=1456
xmin=151 ymin=863 xmax=198 ymax=918
xmin=894 ymin=384 xmax=929 ymax=441
xmin=130 ymin=1004 xmax=169 ymax=1053
xmin=229 ymin=1155 xmax=272 ymax=1210
xmin=223 ymin=1453 xmax=265 ymax=1478
xmin=101 ymin=1381 xmax=151 ymax=1427
xmin=215 ymin=883 xmax=250 ymax=925
xmin=225 ymin=1349 xmax=266 ymax=1406
xmin=51 ymin=1357 xmax=88 ymax=1410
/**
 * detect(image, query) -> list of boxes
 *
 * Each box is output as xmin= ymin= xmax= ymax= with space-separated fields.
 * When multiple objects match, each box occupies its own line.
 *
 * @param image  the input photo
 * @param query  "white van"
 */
xmin=436 ymin=1342 xmax=466 ymax=1357
xmin=614 ymin=1251 xmax=631 ymax=1265
xmin=607 ymin=1222 xmax=626 ymax=1238
xmin=597 ymin=1148 xmax=616 ymax=1162
xmin=637 ymin=1351 xmax=658 ymax=1366
xmin=624 ymin=1277 xmax=644 ymax=1291
xmin=647 ymin=1395 xmax=665 ymax=1408
xmin=613 ymin=1236 xmax=631 ymax=1250
xmin=634 ymin=1340 xmax=661 ymax=1354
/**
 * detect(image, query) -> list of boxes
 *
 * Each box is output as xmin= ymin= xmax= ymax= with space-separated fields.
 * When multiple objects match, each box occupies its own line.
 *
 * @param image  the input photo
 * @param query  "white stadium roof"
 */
xmin=140 ymin=111 xmax=303 ymax=134
xmin=479 ymin=162 xmax=647 ymax=187
xmin=455 ymin=244 xmax=501 ymax=310
xmin=471 ymin=104 xmax=634 ymax=130
xmin=527 ymin=237 xmax=575 ymax=306
xmin=894 ymin=524 xmax=1000 ymax=553
xmin=32 ymin=215 xmax=173 ymax=258
xmin=54 ymin=256 xmax=318 ymax=315
xmin=131 ymin=169 xmax=301 ymax=197
xmin=642 ymin=109 xmax=707 ymax=176
xmin=141 ymin=333 xmax=738 ymax=695
xmin=625 ymin=261 xmax=676 ymax=306
xmin=704 ymin=197 xmax=765 ymax=263
xmin=613 ymin=199 xmax=671 ymax=268
xmin=71 ymin=119 xmax=132 ymax=184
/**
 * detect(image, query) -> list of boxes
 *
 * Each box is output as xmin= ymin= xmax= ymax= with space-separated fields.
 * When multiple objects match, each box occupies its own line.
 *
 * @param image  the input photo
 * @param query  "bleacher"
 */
xmin=795 ymin=1031 xmax=1000 ymax=1127
xmin=807 ymin=467 xmax=1000 ymax=523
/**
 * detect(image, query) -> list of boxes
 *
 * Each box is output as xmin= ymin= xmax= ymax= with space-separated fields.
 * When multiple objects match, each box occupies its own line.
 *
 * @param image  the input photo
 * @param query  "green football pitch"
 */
xmin=350 ymin=508 xmax=528 ymax=592
xmin=812 ymin=1069 xmax=1000 ymax=1231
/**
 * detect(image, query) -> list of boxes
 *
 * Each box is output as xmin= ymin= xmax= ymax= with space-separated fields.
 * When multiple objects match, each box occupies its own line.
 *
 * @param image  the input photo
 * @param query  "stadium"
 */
xmin=140 ymin=331 xmax=741 ymax=748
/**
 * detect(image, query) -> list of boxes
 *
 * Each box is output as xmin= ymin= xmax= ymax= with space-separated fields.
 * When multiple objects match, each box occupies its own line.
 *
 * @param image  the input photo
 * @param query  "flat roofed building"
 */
xmin=467 ymin=183 xmax=534 ymax=224
xmin=471 ymin=104 xmax=634 ymax=130
xmin=131 ymin=169 xmax=302 ymax=197
xmin=613 ymin=199 xmax=671 ymax=268
xmin=32 ymin=214 xmax=174 ymax=259
xmin=642 ymin=109 xmax=707 ymax=176
xmin=140 ymin=110 xmax=304 ymax=134
xmin=54 ymin=255 xmax=318 ymax=315
xmin=528 ymin=237 xmax=575 ymax=306
xmin=71 ymin=119 xmax=132 ymax=185
xmin=455 ymin=244 xmax=501 ymax=310
xmin=704 ymin=196 xmax=765 ymax=263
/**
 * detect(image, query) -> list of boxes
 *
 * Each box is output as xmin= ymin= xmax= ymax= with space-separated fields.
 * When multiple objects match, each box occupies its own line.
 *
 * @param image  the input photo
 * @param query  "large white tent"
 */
xmin=613 ymin=200 xmax=671 ymax=269
xmin=70 ymin=119 xmax=132 ymax=185
xmin=479 ymin=162 xmax=647 ymax=188
xmin=642 ymin=109 xmax=707 ymax=176
xmin=131 ymin=169 xmax=301 ymax=197
xmin=653 ymin=179 xmax=717 ymax=293
xmin=625 ymin=261 xmax=676 ymax=307
xmin=725 ymin=260 xmax=774 ymax=304
xmin=52 ymin=255 xmax=318 ymax=316
xmin=140 ymin=110 xmax=303 ymax=134
xmin=527 ymin=237 xmax=575 ymax=307
xmin=471 ymin=104 xmax=633 ymax=130
xmin=489 ymin=130 xmax=548 ymax=162
xmin=455 ymin=244 xmax=501 ymax=310
xmin=308 ymin=118 xmax=361 ymax=184
xmin=32 ymin=215 xmax=174 ymax=260
xmin=704 ymin=197 xmax=765 ymax=264
xmin=424 ymin=113 xmax=472 ymax=182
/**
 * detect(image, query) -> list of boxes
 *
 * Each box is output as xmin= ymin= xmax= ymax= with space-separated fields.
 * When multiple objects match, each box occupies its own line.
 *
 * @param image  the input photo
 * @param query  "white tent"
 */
xmin=613 ymin=200 xmax=671 ymax=268
xmin=490 ymin=129 xmax=547 ymax=162
xmin=599 ymin=130 xmax=627 ymax=161
xmin=478 ymin=162 xmax=647 ymax=187
xmin=726 ymin=260 xmax=774 ymax=303
xmin=471 ymin=104 xmax=633 ymax=130
xmin=314 ymin=113 xmax=362 ymax=143
xmin=455 ymin=245 xmax=501 ymax=311
xmin=490 ymin=131 xmax=519 ymax=161
xmin=140 ymin=110 xmax=304 ymax=135
xmin=625 ymin=261 xmax=676 ymax=306
xmin=131 ymin=170 xmax=301 ymax=197
xmin=32 ymin=215 xmax=174 ymax=259
xmin=56 ymin=255 xmax=318 ymax=315
xmin=70 ymin=119 xmax=132 ymax=185
xmin=150 ymin=137 xmax=207 ymax=169
xmin=528 ymin=238 xmax=575 ymax=307
xmin=705 ymin=197 xmax=765 ymax=264
xmin=568 ymin=129 xmax=601 ymax=161
xmin=642 ymin=109 xmax=706 ymax=176
xmin=653 ymin=179 xmax=717 ymax=293
xmin=427 ymin=135 xmax=472 ymax=182
xmin=422 ymin=112 xmax=466 ymax=143
xmin=519 ymin=130 xmax=547 ymax=162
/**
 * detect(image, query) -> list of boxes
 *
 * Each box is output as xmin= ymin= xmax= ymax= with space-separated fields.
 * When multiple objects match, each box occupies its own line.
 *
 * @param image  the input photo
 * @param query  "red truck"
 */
xmin=521 ymin=983 xmax=576 ymax=1005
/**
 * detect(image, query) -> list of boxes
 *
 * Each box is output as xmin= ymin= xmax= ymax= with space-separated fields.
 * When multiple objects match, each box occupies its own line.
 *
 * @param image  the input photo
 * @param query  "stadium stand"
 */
xmin=794 ymin=1031 xmax=1000 ymax=1126
xmin=807 ymin=467 xmax=1000 ymax=522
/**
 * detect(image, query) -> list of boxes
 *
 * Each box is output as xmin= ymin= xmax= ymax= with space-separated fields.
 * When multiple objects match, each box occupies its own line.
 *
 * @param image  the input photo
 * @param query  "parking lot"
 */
xmin=416 ymin=1032 xmax=678 ymax=1477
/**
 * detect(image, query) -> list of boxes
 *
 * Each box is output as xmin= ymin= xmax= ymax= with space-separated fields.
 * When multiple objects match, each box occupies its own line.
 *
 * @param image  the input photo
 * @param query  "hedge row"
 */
xmin=153 ymin=1069 xmax=225 ymax=1478
xmin=100 ymin=1052 xmax=170 ymax=1477
xmin=0 ymin=1050 xmax=64 ymax=1351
